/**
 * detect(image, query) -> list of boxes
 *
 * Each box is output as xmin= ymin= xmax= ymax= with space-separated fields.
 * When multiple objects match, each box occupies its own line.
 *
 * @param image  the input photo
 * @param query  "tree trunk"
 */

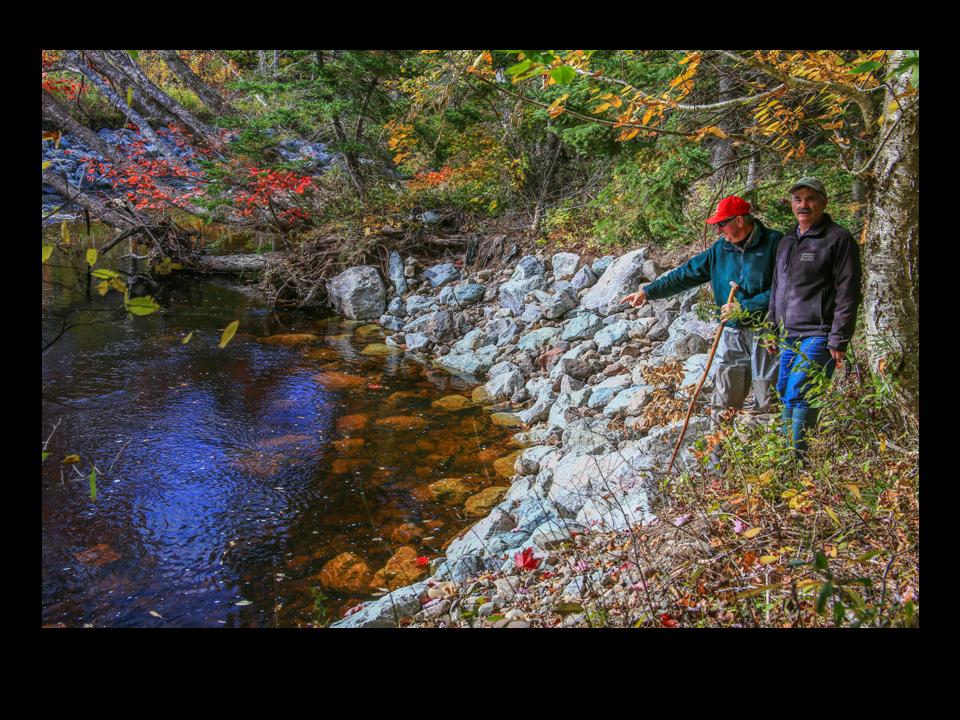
xmin=43 ymin=89 xmax=123 ymax=164
xmin=531 ymin=131 xmax=561 ymax=233
xmin=64 ymin=51 xmax=191 ymax=173
xmin=79 ymin=49 xmax=170 ymax=123
xmin=103 ymin=50 xmax=221 ymax=146
xmin=863 ymin=50 xmax=919 ymax=428
xmin=710 ymin=57 xmax=737 ymax=187
xmin=43 ymin=169 xmax=136 ymax=230
xmin=157 ymin=50 xmax=233 ymax=115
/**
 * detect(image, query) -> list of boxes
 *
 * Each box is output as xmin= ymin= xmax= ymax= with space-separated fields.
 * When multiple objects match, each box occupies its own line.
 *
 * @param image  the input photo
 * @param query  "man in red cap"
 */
xmin=622 ymin=195 xmax=783 ymax=416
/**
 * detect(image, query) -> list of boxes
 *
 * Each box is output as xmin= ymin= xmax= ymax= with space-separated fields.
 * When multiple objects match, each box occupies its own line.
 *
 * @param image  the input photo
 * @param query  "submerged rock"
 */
xmin=258 ymin=333 xmax=319 ymax=345
xmin=317 ymin=552 xmax=375 ymax=595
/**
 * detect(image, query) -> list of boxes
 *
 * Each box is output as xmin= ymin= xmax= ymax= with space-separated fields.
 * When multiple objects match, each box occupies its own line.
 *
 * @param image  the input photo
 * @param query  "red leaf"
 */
xmin=416 ymin=556 xmax=429 ymax=567
xmin=514 ymin=547 xmax=541 ymax=571
xmin=659 ymin=613 xmax=678 ymax=628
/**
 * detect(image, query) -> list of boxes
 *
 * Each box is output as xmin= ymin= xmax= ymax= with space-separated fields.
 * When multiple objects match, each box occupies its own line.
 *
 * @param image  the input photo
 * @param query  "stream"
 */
xmin=41 ymin=223 xmax=517 ymax=627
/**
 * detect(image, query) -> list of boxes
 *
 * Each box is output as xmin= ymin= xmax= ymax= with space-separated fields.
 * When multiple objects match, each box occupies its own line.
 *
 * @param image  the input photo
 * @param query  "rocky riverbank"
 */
xmin=320 ymin=245 xmax=771 ymax=628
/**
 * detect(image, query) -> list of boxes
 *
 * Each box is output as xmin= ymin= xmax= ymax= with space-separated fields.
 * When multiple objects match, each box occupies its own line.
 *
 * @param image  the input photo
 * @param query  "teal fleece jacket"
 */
xmin=643 ymin=220 xmax=783 ymax=328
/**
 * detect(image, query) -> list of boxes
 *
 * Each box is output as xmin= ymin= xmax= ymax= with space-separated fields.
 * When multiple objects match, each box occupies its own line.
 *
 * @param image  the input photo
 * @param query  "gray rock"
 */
xmin=571 ymin=265 xmax=598 ymax=291
xmin=380 ymin=315 xmax=405 ymax=331
xmin=552 ymin=252 xmax=581 ymax=280
xmin=499 ymin=275 xmax=549 ymax=314
xmin=517 ymin=326 xmax=560 ymax=352
xmin=542 ymin=286 xmax=579 ymax=320
xmin=562 ymin=418 xmax=614 ymax=454
xmin=594 ymin=320 xmax=632 ymax=350
xmin=438 ymin=344 xmax=500 ymax=377
xmin=446 ymin=508 xmax=517 ymax=563
xmin=423 ymin=262 xmax=460 ymax=288
xmin=591 ymin=255 xmax=616 ymax=275
xmin=403 ymin=310 xmax=455 ymax=343
xmin=510 ymin=255 xmax=546 ymax=282
xmin=452 ymin=284 xmax=486 ymax=306
xmin=652 ymin=311 xmax=719 ymax=361
xmin=517 ymin=391 xmax=556 ymax=425
xmin=405 ymin=294 xmax=436 ymax=315
xmin=519 ymin=303 xmax=544 ymax=325
xmin=682 ymin=353 xmax=712 ymax=389
xmin=587 ymin=386 xmax=620 ymax=409
xmin=388 ymin=251 xmax=407 ymax=295
xmin=485 ymin=368 xmax=526 ymax=401
xmin=387 ymin=296 xmax=406 ymax=317
xmin=326 ymin=266 xmax=386 ymax=320
xmin=529 ymin=519 xmax=588 ymax=550
xmin=581 ymin=249 xmax=648 ymax=316
xmin=449 ymin=554 xmax=486 ymax=584
xmin=488 ymin=361 xmax=522 ymax=378
xmin=576 ymin=487 xmax=653 ymax=531
xmin=560 ymin=312 xmax=603 ymax=341
xmin=602 ymin=385 xmax=653 ymax=418
xmin=485 ymin=317 xmax=520 ymax=346
xmin=405 ymin=332 xmax=430 ymax=351
xmin=330 ymin=581 xmax=428 ymax=628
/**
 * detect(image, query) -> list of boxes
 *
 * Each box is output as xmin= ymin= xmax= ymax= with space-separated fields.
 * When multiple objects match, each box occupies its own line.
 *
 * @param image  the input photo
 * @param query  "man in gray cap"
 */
xmin=767 ymin=178 xmax=862 ymax=458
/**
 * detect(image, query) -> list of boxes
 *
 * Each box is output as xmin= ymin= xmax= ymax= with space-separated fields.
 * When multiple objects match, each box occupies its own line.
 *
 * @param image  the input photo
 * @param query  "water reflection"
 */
xmin=42 ymin=254 xmax=518 ymax=627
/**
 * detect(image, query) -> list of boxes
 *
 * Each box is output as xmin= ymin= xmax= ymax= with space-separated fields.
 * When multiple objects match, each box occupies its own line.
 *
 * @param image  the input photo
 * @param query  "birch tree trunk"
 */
xmin=64 ymin=51 xmax=191 ymax=173
xmin=43 ymin=169 xmax=136 ymax=230
xmin=102 ymin=50 xmax=220 ymax=145
xmin=863 ymin=50 xmax=919 ymax=427
xmin=157 ymin=50 xmax=233 ymax=115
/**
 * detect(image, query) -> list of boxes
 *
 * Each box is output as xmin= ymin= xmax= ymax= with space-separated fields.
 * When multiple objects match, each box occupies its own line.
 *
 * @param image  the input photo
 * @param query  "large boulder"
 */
xmin=403 ymin=310 xmax=455 ymax=343
xmin=326 ymin=266 xmax=386 ymax=319
xmin=581 ymin=249 xmax=649 ymax=316
xmin=438 ymin=344 xmax=499 ymax=376
xmin=330 ymin=581 xmax=428 ymax=628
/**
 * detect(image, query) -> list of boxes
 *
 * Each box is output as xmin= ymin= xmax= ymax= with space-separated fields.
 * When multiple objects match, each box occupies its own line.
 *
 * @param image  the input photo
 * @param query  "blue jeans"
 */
xmin=777 ymin=336 xmax=836 ymax=453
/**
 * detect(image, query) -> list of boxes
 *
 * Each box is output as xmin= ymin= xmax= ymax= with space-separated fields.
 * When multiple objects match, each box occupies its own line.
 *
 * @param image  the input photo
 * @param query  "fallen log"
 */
xmin=186 ymin=251 xmax=287 ymax=275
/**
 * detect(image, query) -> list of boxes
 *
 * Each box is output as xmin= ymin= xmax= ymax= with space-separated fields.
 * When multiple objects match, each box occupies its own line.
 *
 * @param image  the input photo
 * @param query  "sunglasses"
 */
xmin=716 ymin=216 xmax=740 ymax=229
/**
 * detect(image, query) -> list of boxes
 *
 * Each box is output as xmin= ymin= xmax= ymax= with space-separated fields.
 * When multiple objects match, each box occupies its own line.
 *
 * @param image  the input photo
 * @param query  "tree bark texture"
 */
xmin=863 ymin=51 xmax=919 ymax=426
xmin=157 ymin=50 xmax=233 ymax=115
xmin=65 ymin=51 xmax=191 ymax=173
xmin=43 ymin=169 xmax=136 ymax=230
xmin=103 ymin=50 xmax=220 ymax=145
xmin=43 ymin=89 xmax=123 ymax=164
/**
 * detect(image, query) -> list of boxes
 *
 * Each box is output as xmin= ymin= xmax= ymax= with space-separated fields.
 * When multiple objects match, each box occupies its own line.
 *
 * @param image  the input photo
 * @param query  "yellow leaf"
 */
xmin=86 ymin=248 xmax=98 ymax=267
xmin=219 ymin=320 xmax=240 ymax=349
xmin=846 ymin=484 xmax=862 ymax=501
xmin=548 ymin=106 xmax=565 ymax=118
xmin=62 ymin=454 xmax=81 ymax=464
xmin=824 ymin=545 xmax=837 ymax=558
xmin=96 ymin=280 xmax=110 ymax=296
xmin=42 ymin=244 xmax=54 ymax=263
xmin=61 ymin=221 xmax=70 ymax=245
xmin=182 ymin=331 xmax=194 ymax=345
xmin=42 ymin=160 xmax=52 ymax=170
xmin=610 ymin=95 xmax=622 ymax=108
xmin=127 ymin=87 xmax=134 ymax=107
xmin=641 ymin=107 xmax=654 ymax=125
xmin=592 ymin=102 xmax=611 ymax=114
xmin=757 ymin=470 xmax=774 ymax=486
xmin=878 ymin=435 xmax=887 ymax=453
xmin=743 ymin=527 xmax=761 ymax=539
xmin=759 ymin=555 xmax=779 ymax=565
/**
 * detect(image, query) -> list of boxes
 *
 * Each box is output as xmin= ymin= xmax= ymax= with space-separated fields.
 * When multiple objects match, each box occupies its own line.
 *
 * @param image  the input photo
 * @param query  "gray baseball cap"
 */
xmin=789 ymin=177 xmax=827 ymax=197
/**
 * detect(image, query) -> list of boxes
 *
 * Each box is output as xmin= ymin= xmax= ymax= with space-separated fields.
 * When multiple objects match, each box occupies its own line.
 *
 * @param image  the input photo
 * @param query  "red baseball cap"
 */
xmin=706 ymin=195 xmax=751 ymax=224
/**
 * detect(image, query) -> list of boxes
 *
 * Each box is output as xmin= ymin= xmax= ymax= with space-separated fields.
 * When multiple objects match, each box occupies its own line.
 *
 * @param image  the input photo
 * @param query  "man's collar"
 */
xmin=723 ymin=220 xmax=760 ymax=251
xmin=794 ymin=213 xmax=832 ymax=238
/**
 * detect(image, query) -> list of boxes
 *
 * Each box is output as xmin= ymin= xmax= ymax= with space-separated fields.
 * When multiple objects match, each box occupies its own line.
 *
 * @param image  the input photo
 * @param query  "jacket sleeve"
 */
xmin=740 ymin=288 xmax=770 ymax=314
xmin=829 ymin=231 xmax=862 ymax=351
xmin=644 ymin=246 xmax=713 ymax=300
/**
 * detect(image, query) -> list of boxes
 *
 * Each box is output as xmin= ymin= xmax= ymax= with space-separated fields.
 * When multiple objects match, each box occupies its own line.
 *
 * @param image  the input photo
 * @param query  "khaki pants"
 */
xmin=710 ymin=326 xmax=779 ymax=412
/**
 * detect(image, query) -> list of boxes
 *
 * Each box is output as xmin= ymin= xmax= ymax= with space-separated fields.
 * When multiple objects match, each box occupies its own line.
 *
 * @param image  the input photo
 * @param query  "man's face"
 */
xmin=791 ymin=187 xmax=827 ymax=227
xmin=716 ymin=215 xmax=750 ymax=244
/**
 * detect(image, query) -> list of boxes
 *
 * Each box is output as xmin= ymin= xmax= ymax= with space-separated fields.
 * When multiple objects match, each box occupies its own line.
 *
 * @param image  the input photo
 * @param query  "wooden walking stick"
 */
xmin=665 ymin=281 xmax=739 ymax=475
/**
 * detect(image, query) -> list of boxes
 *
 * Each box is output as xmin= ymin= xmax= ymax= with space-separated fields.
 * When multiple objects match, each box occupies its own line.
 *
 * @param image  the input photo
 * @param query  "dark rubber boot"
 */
xmin=781 ymin=407 xmax=794 ymax=444
xmin=792 ymin=407 xmax=820 ymax=457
